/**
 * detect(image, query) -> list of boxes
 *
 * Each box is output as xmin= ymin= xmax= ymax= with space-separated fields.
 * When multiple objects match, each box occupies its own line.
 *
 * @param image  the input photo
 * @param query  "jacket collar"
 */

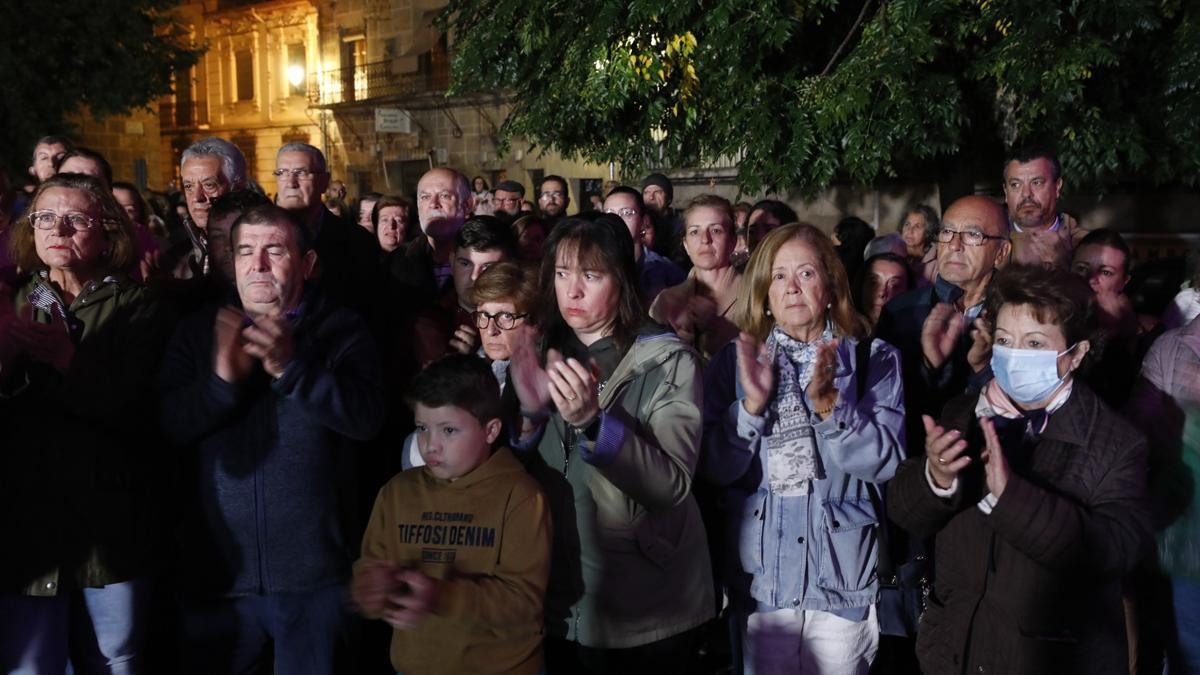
xmin=1035 ymin=380 xmax=1096 ymax=446
xmin=932 ymin=275 xmax=966 ymax=305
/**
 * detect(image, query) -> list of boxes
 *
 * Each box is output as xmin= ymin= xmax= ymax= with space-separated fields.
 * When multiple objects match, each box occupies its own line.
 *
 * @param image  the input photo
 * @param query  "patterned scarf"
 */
xmin=763 ymin=322 xmax=833 ymax=496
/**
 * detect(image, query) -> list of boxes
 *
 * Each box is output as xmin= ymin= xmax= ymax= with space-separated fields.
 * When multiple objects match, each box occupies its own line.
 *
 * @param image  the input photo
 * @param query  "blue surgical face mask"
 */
xmin=991 ymin=343 xmax=1077 ymax=405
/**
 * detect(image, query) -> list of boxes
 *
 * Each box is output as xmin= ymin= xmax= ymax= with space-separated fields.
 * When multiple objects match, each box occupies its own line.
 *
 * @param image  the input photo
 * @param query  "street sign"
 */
xmin=375 ymin=108 xmax=411 ymax=134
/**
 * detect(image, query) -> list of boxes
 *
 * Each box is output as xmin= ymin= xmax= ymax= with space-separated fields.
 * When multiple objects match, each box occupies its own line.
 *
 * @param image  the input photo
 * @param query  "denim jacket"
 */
xmin=701 ymin=336 xmax=905 ymax=614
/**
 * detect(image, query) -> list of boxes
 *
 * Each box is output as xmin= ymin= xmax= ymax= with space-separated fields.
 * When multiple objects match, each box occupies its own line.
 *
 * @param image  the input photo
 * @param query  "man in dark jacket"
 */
xmin=158 ymin=204 xmax=384 ymax=674
xmin=274 ymin=143 xmax=381 ymax=322
xmin=876 ymin=195 xmax=1012 ymax=450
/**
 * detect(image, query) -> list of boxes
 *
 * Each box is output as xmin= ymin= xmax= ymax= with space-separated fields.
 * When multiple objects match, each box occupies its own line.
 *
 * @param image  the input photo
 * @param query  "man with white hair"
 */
xmin=174 ymin=137 xmax=247 ymax=278
xmin=274 ymin=143 xmax=380 ymax=318
xmin=389 ymin=167 xmax=475 ymax=296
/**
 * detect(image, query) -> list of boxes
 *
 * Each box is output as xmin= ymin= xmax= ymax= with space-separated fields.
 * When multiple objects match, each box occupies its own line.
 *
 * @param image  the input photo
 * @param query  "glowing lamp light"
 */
xmin=287 ymin=65 xmax=306 ymax=88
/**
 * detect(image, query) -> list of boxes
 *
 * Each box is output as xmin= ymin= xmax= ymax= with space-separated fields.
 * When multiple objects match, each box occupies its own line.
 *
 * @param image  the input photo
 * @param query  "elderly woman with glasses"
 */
xmin=0 ymin=173 xmax=173 ymax=672
xmin=702 ymin=223 xmax=905 ymax=675
xmin=888 ymin=264 xmax=1151 ymax=675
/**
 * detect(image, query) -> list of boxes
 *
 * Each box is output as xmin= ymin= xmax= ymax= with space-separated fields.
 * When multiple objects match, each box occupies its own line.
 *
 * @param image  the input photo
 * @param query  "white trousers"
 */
xmin=742 ymin=603 xmax=878 ymax=675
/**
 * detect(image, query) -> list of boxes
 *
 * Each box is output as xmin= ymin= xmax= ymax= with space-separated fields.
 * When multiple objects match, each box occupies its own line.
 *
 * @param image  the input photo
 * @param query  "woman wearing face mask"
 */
xmin=887 ymin=264 xmax=1152 ymax=675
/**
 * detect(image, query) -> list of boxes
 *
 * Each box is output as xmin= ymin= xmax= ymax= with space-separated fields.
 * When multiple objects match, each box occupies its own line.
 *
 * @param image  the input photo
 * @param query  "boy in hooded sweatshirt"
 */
xmin=352 ymin=354 xmax=551 ymax=675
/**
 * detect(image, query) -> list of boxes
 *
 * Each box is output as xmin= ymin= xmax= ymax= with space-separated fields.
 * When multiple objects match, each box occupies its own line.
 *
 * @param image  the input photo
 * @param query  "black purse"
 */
xmin=856 ymin=338 xmax=931 ymax=638
xmin=868 ymin=482 xmax=930 ymax=638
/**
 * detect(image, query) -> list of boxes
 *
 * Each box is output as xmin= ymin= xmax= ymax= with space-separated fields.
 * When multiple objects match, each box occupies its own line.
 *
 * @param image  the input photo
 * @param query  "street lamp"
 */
xmin=287 ymin=64 xmax=305 ymax=90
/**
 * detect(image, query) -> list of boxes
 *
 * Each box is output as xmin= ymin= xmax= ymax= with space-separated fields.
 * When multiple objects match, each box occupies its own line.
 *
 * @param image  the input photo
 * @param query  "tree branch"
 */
xmin=820 ymin=0 xmax=876 ymax=77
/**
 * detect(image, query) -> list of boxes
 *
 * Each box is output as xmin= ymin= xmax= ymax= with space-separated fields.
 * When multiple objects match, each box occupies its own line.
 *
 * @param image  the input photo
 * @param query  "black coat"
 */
xmin=887 ymin=382 xmax=1152 ymax=675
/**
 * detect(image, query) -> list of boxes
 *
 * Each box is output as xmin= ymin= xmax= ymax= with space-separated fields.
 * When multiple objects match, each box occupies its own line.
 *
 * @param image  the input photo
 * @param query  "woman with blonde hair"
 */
xmin=702 ymin=223 xmax=905 ymax=674
xmin=650 ymin=194 xmax=745 ymax=362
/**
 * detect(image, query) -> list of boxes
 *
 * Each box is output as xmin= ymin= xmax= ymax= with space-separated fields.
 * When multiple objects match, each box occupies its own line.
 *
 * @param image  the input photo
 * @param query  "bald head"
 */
xmin=416 ymin=168 xmax=474 ymax=242
xmin=937 ymin=195 xmax=1011 ymax=292
xmin=944 ymin=195 xmax=1009 ymax=238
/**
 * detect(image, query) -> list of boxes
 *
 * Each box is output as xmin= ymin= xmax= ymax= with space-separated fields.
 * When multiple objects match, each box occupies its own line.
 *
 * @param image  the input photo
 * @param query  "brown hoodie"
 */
xmin=355 ymin=447 xmax=551 ymax=674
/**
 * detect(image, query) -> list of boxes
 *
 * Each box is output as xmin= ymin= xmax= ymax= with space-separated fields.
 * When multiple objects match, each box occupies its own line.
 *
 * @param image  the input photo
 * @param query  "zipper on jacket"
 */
xmin=562 ymin=425 xmax=574 ymax=477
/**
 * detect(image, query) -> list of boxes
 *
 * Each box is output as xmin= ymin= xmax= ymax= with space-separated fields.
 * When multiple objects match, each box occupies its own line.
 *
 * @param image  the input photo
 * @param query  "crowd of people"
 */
xmin=0 ymin=135 xmax=1197 ymax=675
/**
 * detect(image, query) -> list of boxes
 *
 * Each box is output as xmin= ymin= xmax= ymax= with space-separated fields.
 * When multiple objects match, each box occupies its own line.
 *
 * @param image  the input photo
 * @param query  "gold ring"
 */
xmin=936 ymin=457 xmax=947 ymax=465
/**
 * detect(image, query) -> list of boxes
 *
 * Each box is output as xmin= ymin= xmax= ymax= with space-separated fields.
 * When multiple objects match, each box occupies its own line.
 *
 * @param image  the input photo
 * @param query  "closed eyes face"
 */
xmin=413 ymin=403 xmax=499 ymax=481
xmin=234 ymin=222 xmax=313 ymax=316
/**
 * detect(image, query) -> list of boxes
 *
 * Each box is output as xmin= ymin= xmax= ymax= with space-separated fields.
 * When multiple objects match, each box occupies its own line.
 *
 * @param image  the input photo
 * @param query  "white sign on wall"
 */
xmin=375 ymin=108 xmax=411 ymax=134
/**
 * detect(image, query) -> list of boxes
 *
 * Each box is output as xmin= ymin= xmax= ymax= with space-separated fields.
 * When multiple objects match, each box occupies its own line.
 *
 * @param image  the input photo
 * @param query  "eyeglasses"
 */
xmin=182 ymin=178 xmax=225 ymax=197
xmin=935 ymin=228 xmax=1008 ymax=247
xmin=474 ymin=310 xmax=527 ymax=330
xmin=494 ymin=196 xmax=521 ymax=206
xmin=605 ymin=207 xmax=638 ymax=219
xmin=29 ymin=210 xmax=103 ymax=232
xmin=539 ymin=190 xmax=565 ymax=201
xmin=272 ymin=168 xmax=325 ymax=181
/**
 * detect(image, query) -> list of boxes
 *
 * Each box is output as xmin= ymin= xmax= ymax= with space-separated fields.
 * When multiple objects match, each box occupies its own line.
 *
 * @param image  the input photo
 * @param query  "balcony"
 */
xmin=159 ymin=101 xmax=210 ymax=131
xmin=307 ymin=59 xmax=450 ymax=108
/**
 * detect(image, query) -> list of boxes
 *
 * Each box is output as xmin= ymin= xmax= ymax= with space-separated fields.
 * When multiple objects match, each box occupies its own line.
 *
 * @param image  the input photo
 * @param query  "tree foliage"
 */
xmin=0 ymin=0 xmax=201 ymax=177
xmin=437 ymin=0 xmax=1200 ymax=196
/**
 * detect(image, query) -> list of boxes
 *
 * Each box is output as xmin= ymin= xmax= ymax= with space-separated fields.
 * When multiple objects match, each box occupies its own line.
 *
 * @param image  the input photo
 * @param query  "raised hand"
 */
xmin=448 ymin=324 xmax=480 ymax=355
xmin=547 ymin=356 xmax=600 ymax=428
xmin=508 ymin=326 xmax=551 ymax=416
xmin=736 ymin=331 xmax=774 ymax=416
xmin=241 ymin=313 xmax=295 ymax=379
xmin=979 ymin=415 xmax=1011 ymax=498
xmin=806 ymin=339 xmax=840 ymax=416
xmin=967 ymin=317 xmax=993 ymax=373
xmin=213 ymin=306 xmax=254 ymax=383
xmin=923 ymin=414 xmax=972 ymax=490
xmin=921 ymin=303 xmax=966 ymax=370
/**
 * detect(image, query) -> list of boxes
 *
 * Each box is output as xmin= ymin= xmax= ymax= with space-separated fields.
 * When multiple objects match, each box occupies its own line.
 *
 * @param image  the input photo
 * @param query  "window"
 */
xmin=287 ymin=44 xmax=306 ymax=97
xmin=235 ymin=49 xmax=254 ymax=101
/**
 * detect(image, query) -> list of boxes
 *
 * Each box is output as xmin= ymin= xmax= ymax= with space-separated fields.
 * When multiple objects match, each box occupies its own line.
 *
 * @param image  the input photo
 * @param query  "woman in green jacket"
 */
xmin=0 ymin=173 xmax=172 ymax=673
xmin=510 ymin=216 xmax=714 ymax=675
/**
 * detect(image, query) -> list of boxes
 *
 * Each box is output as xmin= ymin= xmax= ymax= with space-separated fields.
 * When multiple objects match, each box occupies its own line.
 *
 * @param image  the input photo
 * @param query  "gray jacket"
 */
xmin=517 ymin=331 xmax=714 ymax=648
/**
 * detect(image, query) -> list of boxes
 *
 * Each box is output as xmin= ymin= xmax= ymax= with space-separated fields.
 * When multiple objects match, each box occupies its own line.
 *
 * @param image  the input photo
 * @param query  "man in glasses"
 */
xmin=492 ymin=179 xmax=525 ymax=220
xmin=274 ymin=143 xmax=379 ymax=319
xmin=536 ymin=175 xmax=570 ymax=226
xmin=877 ymin=195 xmax=1012 ymax=448
xmin=603 ymin=185 xmax=684 ymax=303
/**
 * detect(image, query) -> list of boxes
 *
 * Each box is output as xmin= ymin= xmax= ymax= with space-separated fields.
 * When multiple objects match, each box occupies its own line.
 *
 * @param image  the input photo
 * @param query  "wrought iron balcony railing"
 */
xmin=308 ymin=59 xmax=450 ymax=107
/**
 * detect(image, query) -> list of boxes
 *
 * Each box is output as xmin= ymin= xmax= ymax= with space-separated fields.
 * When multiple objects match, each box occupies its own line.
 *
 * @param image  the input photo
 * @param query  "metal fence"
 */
xmin=308 ymin=59 xmax=450 ymax=107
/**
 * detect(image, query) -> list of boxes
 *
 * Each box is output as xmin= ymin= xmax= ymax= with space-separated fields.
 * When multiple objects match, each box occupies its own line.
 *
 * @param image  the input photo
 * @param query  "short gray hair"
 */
xmin=181 ymin=137 xmax=247 ymax=189
xmin=278 ymin=143 xmax=326 ymax=173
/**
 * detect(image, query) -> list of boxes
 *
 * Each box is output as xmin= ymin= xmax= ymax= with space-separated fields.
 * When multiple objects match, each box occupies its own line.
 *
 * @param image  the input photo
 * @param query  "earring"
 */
xmin=764 ymin=307 xmax=772 ymax=317
xmin=826 ymin=302 xmax=832 ymax=309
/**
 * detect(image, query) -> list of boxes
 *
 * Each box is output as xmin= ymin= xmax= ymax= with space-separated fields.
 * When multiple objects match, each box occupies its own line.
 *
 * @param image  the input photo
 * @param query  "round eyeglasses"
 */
xmin=474 ymin=310 xmax=527 ymax=330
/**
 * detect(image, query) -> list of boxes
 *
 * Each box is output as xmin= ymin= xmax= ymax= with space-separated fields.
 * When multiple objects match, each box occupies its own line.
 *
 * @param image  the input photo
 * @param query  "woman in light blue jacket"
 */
xmin=702 ymin=223 xmax=905 ymax=675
